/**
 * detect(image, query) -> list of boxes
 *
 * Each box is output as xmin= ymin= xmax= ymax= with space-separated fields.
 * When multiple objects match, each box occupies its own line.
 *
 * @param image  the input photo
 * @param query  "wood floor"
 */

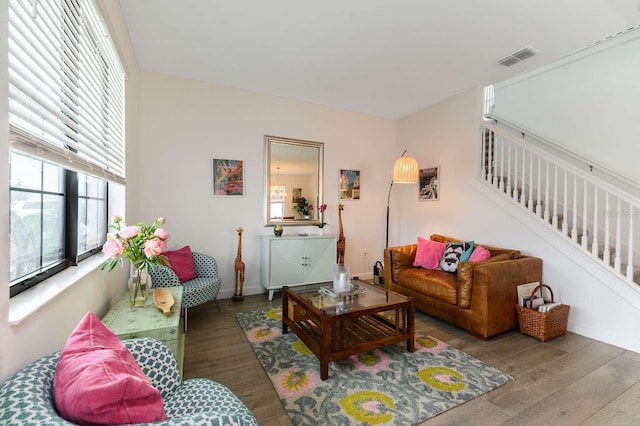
xmin=183 ymin=294 xmax=640 ymax=425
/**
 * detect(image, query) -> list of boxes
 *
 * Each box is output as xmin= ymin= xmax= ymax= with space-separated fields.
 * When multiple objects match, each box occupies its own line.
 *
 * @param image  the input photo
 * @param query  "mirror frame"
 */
xmin=264 ymin=135 xmax=324 ymax=226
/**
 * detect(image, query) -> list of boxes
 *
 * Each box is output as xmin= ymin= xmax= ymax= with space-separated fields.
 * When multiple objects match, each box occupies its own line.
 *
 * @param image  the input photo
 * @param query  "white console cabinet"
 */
xmin=260 ymin=235 xmax=336 ymax=300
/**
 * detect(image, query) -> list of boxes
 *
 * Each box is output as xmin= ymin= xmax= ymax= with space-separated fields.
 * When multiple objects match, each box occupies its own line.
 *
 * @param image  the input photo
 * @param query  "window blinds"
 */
xmin=8 ymin=0 xmax=126 ymax=184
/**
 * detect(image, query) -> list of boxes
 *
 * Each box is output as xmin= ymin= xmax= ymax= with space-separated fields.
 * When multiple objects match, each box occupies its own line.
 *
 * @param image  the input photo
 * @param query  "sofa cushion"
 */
xmin=390 ymin=244 xmax=417 ymax=282
xmin=413 ymin=237 xmax=446 ymax=269
xmin=163 ymin=245 xmax=197 ymax=282
xmin=397 ymin=268 xmax=458 ymax=305
xmin=53 ymin=311 xmax=166 ymax=425
xmin=439 ymin=241 xmax=474 ymax=273
xmin=469 ymin=245 xmax=491 ymax=262
xmin=456 ymin=253 xmax=513 ymax=308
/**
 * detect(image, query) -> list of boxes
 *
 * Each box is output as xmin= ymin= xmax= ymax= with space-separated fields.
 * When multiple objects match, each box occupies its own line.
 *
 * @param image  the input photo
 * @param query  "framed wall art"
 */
xmin=339 ymin=169 xmax=360 ymax=200
xmin=292 ymin=187 xmax=302 ymax=203
xmin=212 ymin=158 xmax=244 ymax=197
xmin=419 ymin=166 xmax=439 ymax=201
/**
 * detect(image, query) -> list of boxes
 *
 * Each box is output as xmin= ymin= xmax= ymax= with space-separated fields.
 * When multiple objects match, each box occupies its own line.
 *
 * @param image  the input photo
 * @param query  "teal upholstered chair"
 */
xmin=0 ymin=338 xmax=258 ymax=425
xmin=149 ymin=251 xmax=221 ymax=331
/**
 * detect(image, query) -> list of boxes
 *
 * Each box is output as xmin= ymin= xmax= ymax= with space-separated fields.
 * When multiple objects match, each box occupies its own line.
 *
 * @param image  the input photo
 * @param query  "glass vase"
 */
xmin=129 ymin=263 xmax=150 ymax=308
xmin=333 ymin=264 xmax=350 ymax=293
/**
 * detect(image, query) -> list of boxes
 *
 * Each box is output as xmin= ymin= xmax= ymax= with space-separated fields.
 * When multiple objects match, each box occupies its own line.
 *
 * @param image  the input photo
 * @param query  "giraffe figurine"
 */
xmin=233 ymin=227 xmax=245 ymax=302
xmin=337 ymin=204 xmax=346 ymax=264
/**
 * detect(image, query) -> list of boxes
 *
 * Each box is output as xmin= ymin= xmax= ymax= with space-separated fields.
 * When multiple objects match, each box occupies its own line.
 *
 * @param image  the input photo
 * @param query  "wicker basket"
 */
xmin=515 ymin=284 xmax=570 ymax=341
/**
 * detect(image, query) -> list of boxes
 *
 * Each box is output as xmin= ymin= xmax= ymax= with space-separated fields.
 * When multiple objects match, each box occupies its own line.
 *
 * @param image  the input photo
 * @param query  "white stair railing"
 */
xmin=479 ymin=123 xmax=640 ymax=284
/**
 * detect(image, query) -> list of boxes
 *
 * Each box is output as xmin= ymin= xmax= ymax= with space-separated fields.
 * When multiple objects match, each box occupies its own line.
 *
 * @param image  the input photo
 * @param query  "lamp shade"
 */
xmin=393 ymin=155 xmax=419 ymax=183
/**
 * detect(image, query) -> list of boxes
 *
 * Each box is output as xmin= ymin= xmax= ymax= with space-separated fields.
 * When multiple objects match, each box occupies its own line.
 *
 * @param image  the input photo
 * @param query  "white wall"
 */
xmin=492 ymin=28 xmax=640 ymax=182
xmin=396 ymin=87 xmax=640 ymax=352
xmin=137 ymin=72 xmax=397 ymax=299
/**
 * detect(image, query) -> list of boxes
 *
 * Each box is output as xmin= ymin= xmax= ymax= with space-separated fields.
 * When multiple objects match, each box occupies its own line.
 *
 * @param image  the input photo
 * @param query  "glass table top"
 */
xmin=286 ymin=281 xmax=410 ymax=315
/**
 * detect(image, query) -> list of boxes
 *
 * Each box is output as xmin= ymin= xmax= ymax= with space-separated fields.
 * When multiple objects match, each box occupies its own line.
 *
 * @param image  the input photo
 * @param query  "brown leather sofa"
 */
xmin=384 ymin=234 xmax=543 ymax=340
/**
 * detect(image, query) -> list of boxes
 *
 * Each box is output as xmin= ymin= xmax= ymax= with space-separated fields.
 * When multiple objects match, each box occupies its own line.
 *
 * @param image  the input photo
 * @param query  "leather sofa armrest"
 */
xmin=468 ymin=256 xmax=543 ymax=339
xmin=383 ymin=244 xmax=417 ymax=287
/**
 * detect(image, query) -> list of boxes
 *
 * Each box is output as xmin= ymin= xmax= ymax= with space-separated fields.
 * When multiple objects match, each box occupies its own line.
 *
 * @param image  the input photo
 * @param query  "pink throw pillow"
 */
xmin=413 ymin=237 xmax=446 ymax=269
xmin=163 ymin=245 xmax=197 ymax=282
xmin=53 ymin=312 xmax=166 ymax=425
xmin=469 ymin=245 xmax=491 ymax=262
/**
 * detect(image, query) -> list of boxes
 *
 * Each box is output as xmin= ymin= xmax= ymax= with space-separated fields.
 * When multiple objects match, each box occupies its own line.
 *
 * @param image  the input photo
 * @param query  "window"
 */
xmin=77 ymin=174 xmax=108 ymax=258
xmin=8 ymin=0 xmax=124 ymax=297
xmin=270 ymin=185 xmax=286 ymax=219
xmin=9 ymin=152 xmax=108 ymax=297
xmin=9 ymin=153 xmax=65 ymax=286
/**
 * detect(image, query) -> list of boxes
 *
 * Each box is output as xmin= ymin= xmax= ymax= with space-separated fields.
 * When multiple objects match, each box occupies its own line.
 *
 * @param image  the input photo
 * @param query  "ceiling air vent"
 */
xmin=496 ymin=46 xmax=539 ymax=67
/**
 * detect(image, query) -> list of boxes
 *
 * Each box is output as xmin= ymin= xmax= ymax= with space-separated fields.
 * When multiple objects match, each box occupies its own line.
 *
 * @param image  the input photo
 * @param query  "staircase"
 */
xmin=479 ymin=122 xmax=640 ymax=286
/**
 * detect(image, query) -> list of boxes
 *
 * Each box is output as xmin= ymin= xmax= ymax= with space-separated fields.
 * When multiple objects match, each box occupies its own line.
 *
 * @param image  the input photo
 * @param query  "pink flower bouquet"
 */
xmin=101 ymin=216 xmax=171 ymax=273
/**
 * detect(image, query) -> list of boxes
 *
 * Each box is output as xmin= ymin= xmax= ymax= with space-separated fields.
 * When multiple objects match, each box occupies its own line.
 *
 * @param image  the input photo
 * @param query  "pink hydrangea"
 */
xmin=154 ymin=228 xmax=170 ymax=240
xmin=144 ymin=238 xmax=166 ymax=257
xmin=119 ymin=225 xmax=141 ymax=239
xmin=102 ymin=238 xmax=124 ymax=258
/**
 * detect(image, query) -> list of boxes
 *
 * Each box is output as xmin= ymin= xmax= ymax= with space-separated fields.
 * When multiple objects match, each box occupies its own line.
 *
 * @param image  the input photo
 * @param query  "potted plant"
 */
xmin=294 ymin=197 xmax=313 ymax=219
xmin=316 ymin=204 xmax=328 ymax=234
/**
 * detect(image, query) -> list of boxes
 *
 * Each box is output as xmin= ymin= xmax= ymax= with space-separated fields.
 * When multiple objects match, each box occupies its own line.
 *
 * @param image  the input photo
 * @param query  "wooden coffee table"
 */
xmin=282 ymin=282 xmax=414 ymax=380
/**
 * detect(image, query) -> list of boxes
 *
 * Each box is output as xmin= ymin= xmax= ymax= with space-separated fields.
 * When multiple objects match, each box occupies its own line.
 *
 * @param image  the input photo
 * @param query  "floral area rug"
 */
xmin=236 ymin=307 xmax=511 ymax=425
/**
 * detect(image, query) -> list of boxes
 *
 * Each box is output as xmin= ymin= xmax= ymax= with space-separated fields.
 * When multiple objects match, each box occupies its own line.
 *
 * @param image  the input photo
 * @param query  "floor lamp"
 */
xmin=386 ymin=150 xmax=419 ymax=248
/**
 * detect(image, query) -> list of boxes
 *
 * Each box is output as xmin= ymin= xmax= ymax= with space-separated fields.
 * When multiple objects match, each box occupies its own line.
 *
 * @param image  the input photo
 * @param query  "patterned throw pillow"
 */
xmin=53 ymin=312 xmax=166 ymax=425
xmin=163 ymin=245 xmax=197 ymax=282
xmin=439 ymin=241 xmax=474 ymax=273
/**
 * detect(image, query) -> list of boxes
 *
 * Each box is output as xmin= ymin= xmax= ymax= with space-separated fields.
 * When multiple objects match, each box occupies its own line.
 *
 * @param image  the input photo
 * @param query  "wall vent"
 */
xmin=496 ymin=46 xmax=539 ymax=67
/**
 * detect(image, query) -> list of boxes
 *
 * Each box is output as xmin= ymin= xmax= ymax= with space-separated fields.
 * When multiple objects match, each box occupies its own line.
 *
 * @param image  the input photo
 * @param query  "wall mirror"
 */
xmin=264 ymin=135 xmax=323 ymax=226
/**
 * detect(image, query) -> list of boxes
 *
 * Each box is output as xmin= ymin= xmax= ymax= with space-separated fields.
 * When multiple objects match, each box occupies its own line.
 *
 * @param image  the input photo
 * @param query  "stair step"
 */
xmin=597 ymin=246 xmax=616 ymax=265
xmin=621 ymin=264 xmax=640 ymax=284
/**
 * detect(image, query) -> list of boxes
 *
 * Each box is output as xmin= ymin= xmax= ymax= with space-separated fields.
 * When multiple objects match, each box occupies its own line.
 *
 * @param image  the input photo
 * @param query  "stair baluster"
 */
xmin=498 ymin=135 xmax=504 ymax=191
xmin=528 ymin=153 xmax=534 ymax=211
xmin=562 ymin=170 xmax=569 ymax=236
xmin=521 ymin=148 xmax=526 ymax=207
xmin=592 ymin=186 xmax=599 ymax=257
xmin=506 ymin=141 xmax=512 ymax=196
xmin=614 ymin=199 xmax=622 ymax=273
xmin=552 ymin=163 xmax=558 ymax=228
xmin=543 ymin=160 xmax=550 ymax=222
xmin=571 ymin=175 xmax=578 ymax=243
xmin=582 ymin=181 xmax=589 ymax=250
xmin=627 ymin=206 xmax=634 ymax=282
xmin=603 ymin=193 xmax=611 ymax=267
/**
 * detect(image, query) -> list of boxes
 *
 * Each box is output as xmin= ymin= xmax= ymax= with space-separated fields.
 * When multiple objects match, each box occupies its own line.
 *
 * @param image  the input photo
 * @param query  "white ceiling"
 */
xmin=119 ymin=0 xmax=640 ymax=119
